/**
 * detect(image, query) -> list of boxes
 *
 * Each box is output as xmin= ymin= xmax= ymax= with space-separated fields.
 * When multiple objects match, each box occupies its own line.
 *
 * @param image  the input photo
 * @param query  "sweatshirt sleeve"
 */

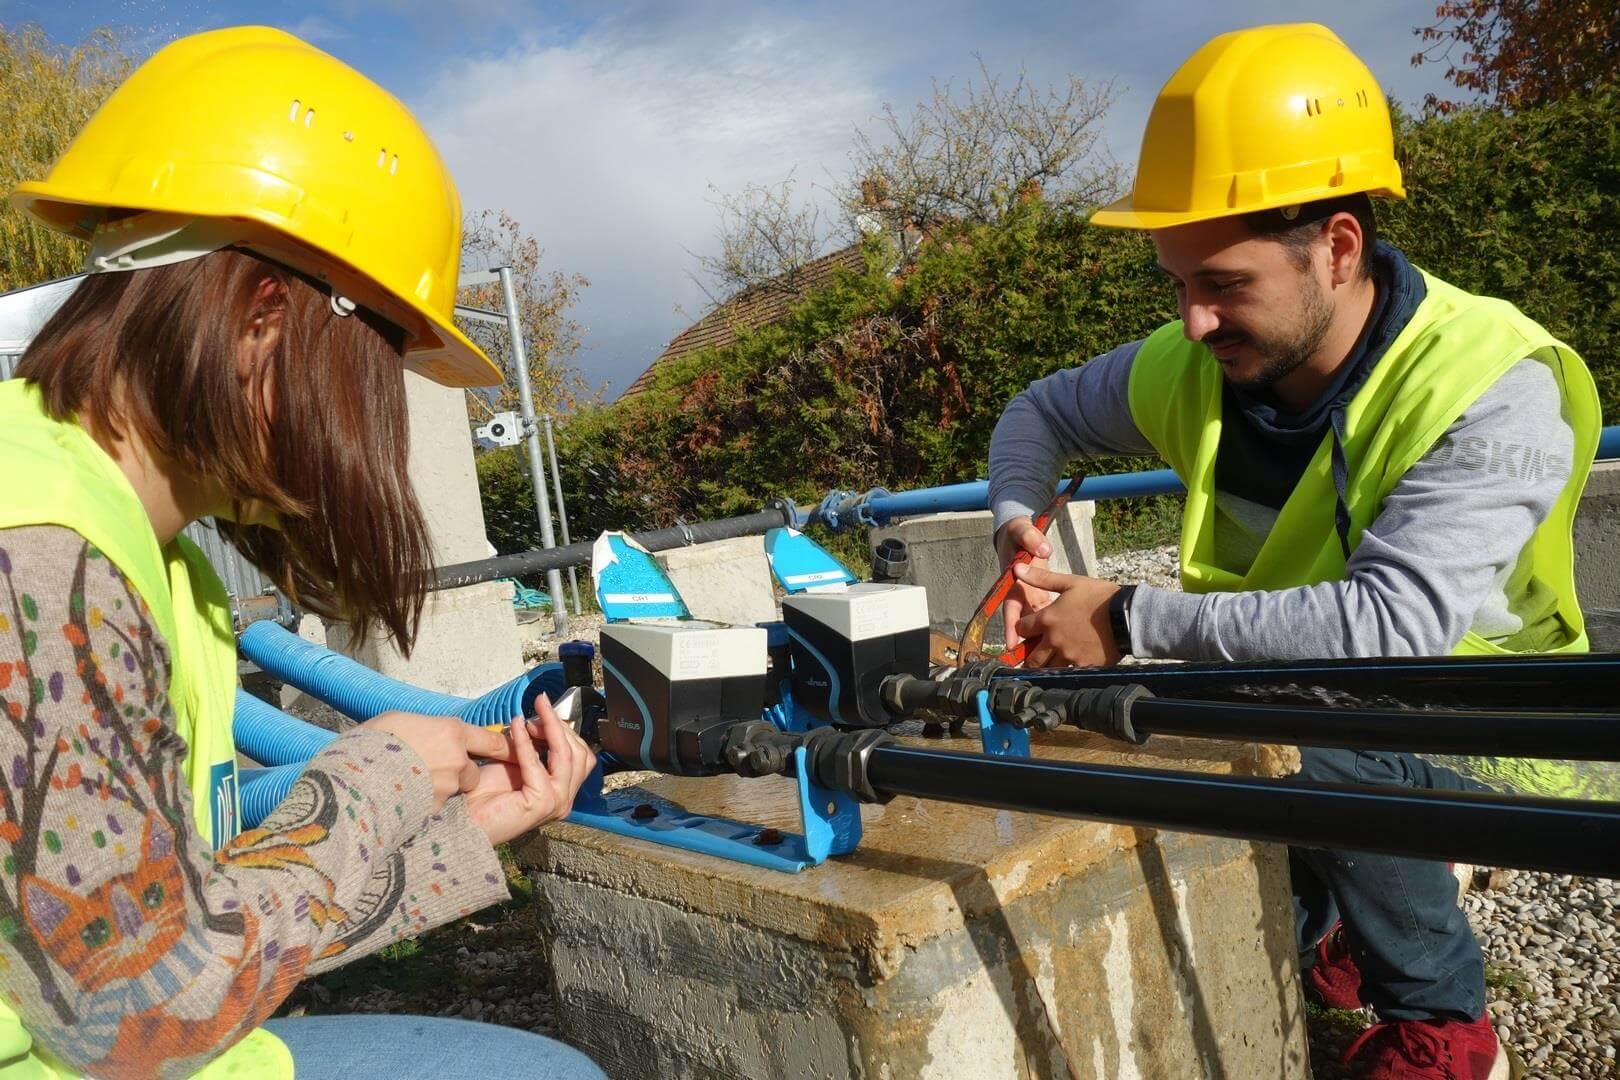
xmin=987 ymin=340 xmax=1157 ymax=533
xmin=1128 ymin=360 xmax=1576 ymax=660
xmin=0 ymin=525 xmax=507 ymax=1079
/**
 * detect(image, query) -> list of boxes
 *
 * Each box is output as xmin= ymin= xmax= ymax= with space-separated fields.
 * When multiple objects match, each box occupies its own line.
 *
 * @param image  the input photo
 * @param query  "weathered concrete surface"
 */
xmin=325 ymin=372 xmax=522 ymax=695
xmin=1575 ymin=460 xmax=1620 ymax=649
xmin=518 ymin=734 xmax=1306 ymax=1079
xmin=654 ymin=535 xmax=779 ymax=626
xmin=870 ymin=503 xmax=1097 ymax=641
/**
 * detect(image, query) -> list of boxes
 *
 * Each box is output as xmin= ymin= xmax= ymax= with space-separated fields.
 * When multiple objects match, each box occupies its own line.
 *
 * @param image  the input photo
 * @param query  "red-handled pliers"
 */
xmin=944 ymin=472 xmax=1086 ymax=668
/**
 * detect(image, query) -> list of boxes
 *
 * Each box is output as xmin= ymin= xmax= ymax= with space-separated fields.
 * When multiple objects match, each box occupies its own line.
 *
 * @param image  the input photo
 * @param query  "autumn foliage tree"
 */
xmin=454 ymin=209 xmax=596 ymax=422
xmin=1413 ymin=1 xmax=1620 ymax=112
xmin=0 ymin=26 xmax=133 ymax=289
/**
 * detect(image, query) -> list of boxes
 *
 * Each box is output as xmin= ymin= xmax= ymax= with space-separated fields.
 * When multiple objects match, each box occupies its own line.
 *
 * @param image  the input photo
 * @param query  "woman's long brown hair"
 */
xmin=18 ymin=249 xmax=432 ymax=652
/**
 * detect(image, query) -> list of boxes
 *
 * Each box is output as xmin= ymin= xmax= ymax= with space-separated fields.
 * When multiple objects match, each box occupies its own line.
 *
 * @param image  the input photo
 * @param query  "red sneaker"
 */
xmin=1342 ymin=1016 xmax=1510 ymax=1079
xmin=1304 ymin=921 xmax=1364 ymax=1010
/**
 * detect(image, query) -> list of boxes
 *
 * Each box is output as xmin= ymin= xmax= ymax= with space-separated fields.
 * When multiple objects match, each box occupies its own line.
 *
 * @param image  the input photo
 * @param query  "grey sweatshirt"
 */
xmin=987 ymin=341 xmax=1575 ymax=660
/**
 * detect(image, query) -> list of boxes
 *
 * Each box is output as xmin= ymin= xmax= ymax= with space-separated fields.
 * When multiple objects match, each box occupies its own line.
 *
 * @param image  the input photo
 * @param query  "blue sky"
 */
xmin=4 ymin=1 xmax=1463 ymax=397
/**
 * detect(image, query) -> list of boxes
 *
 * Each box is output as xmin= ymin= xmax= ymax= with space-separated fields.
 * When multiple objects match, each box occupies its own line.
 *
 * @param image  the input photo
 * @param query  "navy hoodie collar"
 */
xmin=1227 ymin=241 xmax=1427 ymax=442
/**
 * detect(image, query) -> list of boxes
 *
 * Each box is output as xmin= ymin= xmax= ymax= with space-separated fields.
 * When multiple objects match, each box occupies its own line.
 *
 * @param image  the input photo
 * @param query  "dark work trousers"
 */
xmin=1290 ymin=747 xmax=1488 ymax=1021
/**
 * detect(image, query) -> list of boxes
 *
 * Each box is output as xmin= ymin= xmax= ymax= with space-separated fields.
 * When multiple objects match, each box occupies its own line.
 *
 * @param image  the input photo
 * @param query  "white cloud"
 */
xmin=410 ymin=1 xmax=1460 ymax=396
xmin=417 ymin=7 xmax=883 ymax=393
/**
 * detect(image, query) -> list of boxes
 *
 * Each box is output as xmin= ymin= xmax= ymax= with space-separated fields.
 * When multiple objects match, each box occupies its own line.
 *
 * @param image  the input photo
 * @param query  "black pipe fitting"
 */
xmin=721 ymin=721 xmax=798 ymax=778
xmin=871 ymin=538 xmax=910 ymax=584
xmin=801 ymin=726 xmax=895 ymax=804
xmin=879 ymin=673 xmax=943 ymax=718
xmin=1063 ymin=684 xmax=1153 ymax=744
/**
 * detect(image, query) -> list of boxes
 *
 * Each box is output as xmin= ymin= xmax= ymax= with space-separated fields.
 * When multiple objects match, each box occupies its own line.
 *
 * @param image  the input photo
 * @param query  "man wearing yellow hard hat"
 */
xmin=989 ymin=24 xmax=1598 ymax=1080
xmin=0 ymin=26 xmax=604 ymax=1079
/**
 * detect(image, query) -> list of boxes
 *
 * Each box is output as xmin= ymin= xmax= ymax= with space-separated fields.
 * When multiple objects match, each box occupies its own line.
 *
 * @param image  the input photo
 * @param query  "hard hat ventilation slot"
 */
xmin=389 ymin=155 xmax=399 ymax=175
xmin=377 ymin=149 xmax=387 ymax=168
xmin=376 ymin=151 xmax=400 ymax=175
xmin=304 ymin=108 xmax=315 ymax=128
xmin=288 ymin=99 xmax=301 ymax=121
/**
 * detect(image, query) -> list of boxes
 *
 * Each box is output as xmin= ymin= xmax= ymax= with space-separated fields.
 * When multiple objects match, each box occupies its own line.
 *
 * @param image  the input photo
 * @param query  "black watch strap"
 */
xmin=1107 ymin=585 xmax=1137 ymax=656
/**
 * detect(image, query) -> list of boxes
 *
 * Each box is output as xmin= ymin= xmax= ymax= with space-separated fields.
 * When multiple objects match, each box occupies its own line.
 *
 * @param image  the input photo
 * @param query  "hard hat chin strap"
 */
xmin=87 ymin=212 xmax=359 ymax=317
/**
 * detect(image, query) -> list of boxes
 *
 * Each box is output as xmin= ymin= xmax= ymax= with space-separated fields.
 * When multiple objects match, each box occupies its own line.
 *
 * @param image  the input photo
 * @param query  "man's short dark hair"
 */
xmin=1243 ymin=193 xmax=1378 ymax=280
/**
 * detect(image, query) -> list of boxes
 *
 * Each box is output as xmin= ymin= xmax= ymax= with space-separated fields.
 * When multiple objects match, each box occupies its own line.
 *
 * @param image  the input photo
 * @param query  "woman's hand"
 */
xmin=464 ymin=695 xmax=597 ymax=846
xmin=361 ymin=711 xmax=514 ymax=812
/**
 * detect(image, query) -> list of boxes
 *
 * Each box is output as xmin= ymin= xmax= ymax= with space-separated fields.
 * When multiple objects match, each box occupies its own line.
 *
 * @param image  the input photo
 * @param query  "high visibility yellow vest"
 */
xmin=1126 ymin=269 xmax=1605 ymax=796
xmin=0 ymin=380 xmax=292 ymax=1077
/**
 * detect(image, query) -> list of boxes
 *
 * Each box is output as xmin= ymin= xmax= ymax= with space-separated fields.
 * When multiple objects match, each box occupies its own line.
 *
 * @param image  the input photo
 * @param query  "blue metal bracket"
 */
xmin=976 ymin=688 xmax=1029 ymax=758
xmin=564 ymin=693 xmax=863 ymax=872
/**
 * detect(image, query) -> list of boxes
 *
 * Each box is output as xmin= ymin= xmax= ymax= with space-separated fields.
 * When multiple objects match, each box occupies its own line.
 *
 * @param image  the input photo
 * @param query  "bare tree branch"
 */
xmin=845 ymin=60 xmax=1121 ymax=234
xmin=690 ymin=175 xmax=829 ymax=302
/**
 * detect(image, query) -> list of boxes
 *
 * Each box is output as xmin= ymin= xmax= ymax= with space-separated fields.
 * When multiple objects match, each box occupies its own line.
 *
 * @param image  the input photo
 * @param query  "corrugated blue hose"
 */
xmin=238 ymin=763 xmax=307 ymax=829
xmin=237 ymin=621 xmax=565 ymax=726
xmin=234 ymin=689 xmax=336 ymax=766
xmin=233 ymin=624 xmax=567 ymax=828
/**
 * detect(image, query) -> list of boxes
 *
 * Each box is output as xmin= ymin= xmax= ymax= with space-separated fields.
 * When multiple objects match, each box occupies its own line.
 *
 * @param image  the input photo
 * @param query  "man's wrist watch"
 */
xmin=1107 ymin=585 xmax=1137 ymax=656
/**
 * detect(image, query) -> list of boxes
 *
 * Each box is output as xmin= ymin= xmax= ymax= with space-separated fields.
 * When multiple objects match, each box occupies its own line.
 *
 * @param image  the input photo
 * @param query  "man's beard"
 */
xmin=1224 ymin=275 xmax=1336 ymax=392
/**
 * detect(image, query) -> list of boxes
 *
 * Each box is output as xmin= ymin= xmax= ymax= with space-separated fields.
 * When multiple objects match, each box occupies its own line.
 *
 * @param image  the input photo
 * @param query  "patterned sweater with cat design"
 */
xmin=0 ymin=525 xmax=511 ymax=1078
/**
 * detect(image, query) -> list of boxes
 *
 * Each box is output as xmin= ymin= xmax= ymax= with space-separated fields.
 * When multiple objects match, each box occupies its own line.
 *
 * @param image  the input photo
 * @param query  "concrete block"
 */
xmin=326 ymin=371 xmax=524 ymax=696
xmin=325 ymin=580 xmax=520 ymax=701
xmin=870 ymin=503 xmax=1096 ymax=640
xmin=654 ymin=535 xmax=779 ymax=626
xmin=518 ymin=734 xmax=1306 ymax=1080
xmin=1575 ymin=460 xmax=1620 ymax=649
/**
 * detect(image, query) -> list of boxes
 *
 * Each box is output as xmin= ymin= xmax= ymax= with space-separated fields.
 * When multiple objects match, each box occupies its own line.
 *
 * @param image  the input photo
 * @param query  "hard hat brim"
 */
xmin=1090 ymin=184 xmax=1405 ymax=232
xmin=11 ymin=180 xmax=504 ymax=389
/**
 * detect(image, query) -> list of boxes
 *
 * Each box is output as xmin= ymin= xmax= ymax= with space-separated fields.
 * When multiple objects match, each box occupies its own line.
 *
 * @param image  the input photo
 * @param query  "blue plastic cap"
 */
xmin=559 ymin=641 xmax=596 ymax=659
xmin=757 ymin=621 xmax=790 ymax=648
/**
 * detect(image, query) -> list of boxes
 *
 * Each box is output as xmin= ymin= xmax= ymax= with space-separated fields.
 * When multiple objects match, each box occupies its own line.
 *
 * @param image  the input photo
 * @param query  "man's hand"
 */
xmin=1010 ymin=563 xmax=1123 ymax=668
xmin=464 ymin=695 xmax=596 ymax=846
xmin=995 ymin=516 xmax=1057 ymax=649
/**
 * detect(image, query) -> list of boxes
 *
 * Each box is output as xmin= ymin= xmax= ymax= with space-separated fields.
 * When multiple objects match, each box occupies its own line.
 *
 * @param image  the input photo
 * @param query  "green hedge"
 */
xmin=481 ymin=87 xmax=1617 ymax=563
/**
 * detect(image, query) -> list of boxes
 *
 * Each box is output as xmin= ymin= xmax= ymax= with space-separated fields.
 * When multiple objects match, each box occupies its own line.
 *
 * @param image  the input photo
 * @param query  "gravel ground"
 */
xmin=1468 ymin=872 xmax=1618 ymax=1078
xmin=274 ymin=548 xmax=1619 ymax=1075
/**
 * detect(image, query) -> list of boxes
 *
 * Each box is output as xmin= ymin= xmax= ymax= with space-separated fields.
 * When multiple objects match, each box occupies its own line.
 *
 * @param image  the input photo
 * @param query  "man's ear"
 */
xmin=1323 ymin=212 xmax=1365 ymax=288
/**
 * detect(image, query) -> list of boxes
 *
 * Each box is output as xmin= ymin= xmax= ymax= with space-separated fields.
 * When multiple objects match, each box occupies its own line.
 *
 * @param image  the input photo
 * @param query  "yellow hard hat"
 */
xmin=10 ymin=26 xmax=502 ymax=388
xmin=1092 ymin=23 xmax=1405 ymax=231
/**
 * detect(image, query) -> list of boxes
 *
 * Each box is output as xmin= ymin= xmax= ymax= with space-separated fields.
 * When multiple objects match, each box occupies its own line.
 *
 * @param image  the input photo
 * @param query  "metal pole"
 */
xmin=496 ymin=266 xmax=568 ymax=635
xmin=541 ymin=414 xmax=581 ymax=616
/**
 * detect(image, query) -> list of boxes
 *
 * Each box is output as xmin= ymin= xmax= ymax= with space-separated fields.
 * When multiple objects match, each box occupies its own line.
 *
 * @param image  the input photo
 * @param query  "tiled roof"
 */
xmin=618 ymin=242 xmax=869 ymax=400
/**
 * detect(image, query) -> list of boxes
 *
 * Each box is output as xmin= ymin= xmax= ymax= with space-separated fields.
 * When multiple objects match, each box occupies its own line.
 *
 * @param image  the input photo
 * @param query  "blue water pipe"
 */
xmin=809 ymin=424 xmax=1620 ymax=530
xmin=238 ymin=621 xmax=565 ymax=726
xmin=812 ymin=470 xmax=1184 ymax=529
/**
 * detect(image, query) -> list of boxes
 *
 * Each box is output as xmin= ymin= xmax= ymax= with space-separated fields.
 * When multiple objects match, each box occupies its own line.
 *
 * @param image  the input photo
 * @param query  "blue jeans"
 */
xmin=1291 ymin=747 xmax=1487 ymax=1022
xmin=261 ymin=1015 xmax=606 ymax=1079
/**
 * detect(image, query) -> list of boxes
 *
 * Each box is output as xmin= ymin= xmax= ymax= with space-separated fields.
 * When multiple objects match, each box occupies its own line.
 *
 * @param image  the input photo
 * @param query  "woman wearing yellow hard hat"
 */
xmin=0 ymin=26 xmax=603 ymax=1079
xmin=991 ymin=23 xmax=1598 ymax=1080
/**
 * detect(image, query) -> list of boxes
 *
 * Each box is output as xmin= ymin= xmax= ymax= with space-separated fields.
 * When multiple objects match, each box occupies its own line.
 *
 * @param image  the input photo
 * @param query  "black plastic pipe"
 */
xmin=1005 ymin=652 xmax=1620 ymax=711
xmin=431 ymin=502 xmax=803 ymax=591
xmin=863 ymin=745 xmax=1620 ymax=878
xmin=1128 ymin=698 xmax=1620 ymax=760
